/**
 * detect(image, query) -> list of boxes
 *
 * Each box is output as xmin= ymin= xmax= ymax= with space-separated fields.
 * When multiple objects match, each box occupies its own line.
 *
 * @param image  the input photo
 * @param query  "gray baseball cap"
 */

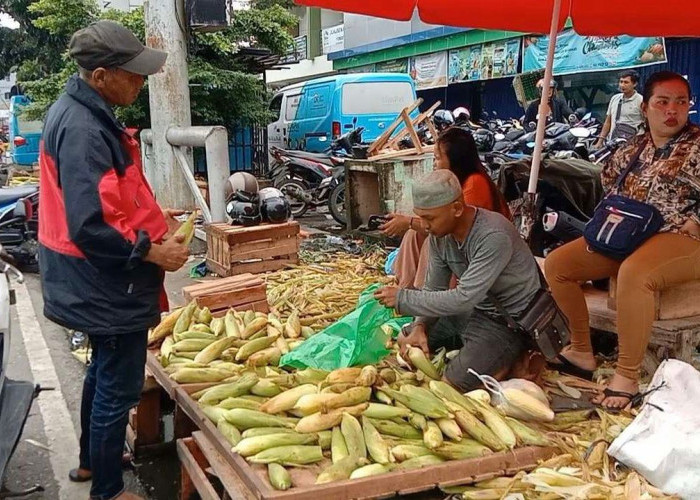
xmin=69 ymin=20 xmax=167 ymax=76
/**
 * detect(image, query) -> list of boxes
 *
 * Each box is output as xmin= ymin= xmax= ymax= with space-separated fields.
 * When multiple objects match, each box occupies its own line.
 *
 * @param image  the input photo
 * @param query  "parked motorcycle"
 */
xmin=0 ymin=245 xmax=43 ymax=497
xmin=0 ymin=185 xmax=39 ymax=271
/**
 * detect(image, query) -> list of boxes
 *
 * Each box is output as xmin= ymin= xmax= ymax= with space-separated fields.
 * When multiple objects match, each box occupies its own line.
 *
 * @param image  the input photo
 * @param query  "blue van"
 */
xmin=9 ymin=96 xmax=42 ymax=166
xmin=267 ymin=73 xmax=417 ymax=153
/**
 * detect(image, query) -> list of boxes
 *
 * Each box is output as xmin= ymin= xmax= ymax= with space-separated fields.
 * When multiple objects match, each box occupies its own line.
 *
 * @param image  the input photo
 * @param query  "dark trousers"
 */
xmin=80 ymin=331 xmax=147 ymax=500
xmin=428 ymin=311 xmax=527 ymax=392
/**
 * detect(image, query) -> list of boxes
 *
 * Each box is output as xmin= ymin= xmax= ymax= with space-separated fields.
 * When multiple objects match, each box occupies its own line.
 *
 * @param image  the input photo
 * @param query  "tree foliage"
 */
xmin=0 ymin=0 xmax=297 ymax=129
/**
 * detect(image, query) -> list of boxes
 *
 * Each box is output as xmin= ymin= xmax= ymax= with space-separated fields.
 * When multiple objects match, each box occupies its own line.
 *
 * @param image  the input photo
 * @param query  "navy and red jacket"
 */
xmin=39 ymin=75 xmax=169 ymax=335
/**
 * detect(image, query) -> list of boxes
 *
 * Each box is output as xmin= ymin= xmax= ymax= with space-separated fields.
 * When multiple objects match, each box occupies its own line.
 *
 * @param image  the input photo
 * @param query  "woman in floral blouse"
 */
xmin=545 ymin=71 xmax=700 ymax=411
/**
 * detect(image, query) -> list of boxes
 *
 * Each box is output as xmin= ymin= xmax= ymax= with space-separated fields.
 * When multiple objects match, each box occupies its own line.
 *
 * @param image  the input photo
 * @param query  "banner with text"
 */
xmin=523 ymin=30 xmax=666 ymax=75
xmin=449 ymin=38 xmax=520 ymax=83
xmin=410 ymin=52 xmax=448 ymax=90
xmin=376 ymin=59 xmax=409 ymax=74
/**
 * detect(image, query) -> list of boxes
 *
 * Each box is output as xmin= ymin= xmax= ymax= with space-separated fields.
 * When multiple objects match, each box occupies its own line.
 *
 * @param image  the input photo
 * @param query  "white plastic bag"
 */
xmin=608 ymin=359 xmax=700 ymax=499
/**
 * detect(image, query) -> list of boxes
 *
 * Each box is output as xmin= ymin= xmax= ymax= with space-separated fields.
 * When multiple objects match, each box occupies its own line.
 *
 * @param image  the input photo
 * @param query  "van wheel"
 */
xmin=328 ymin=183 xmax=346 ymax=226
xmin=279 ymin=179 xmax=310 ymax=219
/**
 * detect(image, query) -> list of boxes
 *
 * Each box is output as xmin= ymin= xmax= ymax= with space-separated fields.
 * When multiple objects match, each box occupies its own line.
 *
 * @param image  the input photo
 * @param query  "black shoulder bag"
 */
xmin=488 ymin=264 xmax=570 ymax=361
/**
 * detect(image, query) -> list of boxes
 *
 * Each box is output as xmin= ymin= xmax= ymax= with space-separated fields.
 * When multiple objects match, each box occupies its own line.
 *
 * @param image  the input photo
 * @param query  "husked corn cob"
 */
xmin=217 ymin=420 xmax=242 ymax=446
xmin=194 ymin=337 xmax=236 ymax=364
xmin=321 ymin=383 xmax=355 ymax=394
xmin=296 ymin=386 xmax=371 ymax=416
xmin=331 ymin=426 xmax=349 ymax=464
xmin=315 ymin=455 xmax=366 ymax=484
xmin=361 ymin=416 xmax=391 ymax=464
xmin=350 ymin=463 xmax=393 ymax=479
xmin=505 ymin=417 xmax=551 ymax=446
xmin=366 ymin=418 xmax=423 ymax=440
xmin=224 ymin=409 xmax=297 ymax=430
xmin=267 ymin=463 xmax=292 ymax=491
xmin=436 ymin=418 xmax=463 ymax=441
xmin=363 ymin=403 xmax=411 ymax=420
xmin=248 ymin=445 xmax=324 ymax=466
xmin=175 ymin=210 xmax=198 ymax=245
xmin=246 ymin=347 xmax=282 ymax=367
xmin=295 ymin=403 xmax=369 ymax=434
xmin=285 ymin=311 xmax=301 ymax=338
xmin=445 ymin=401 xmax=506 ymax=452
xmin=341 ymin=413 xmax=366 ymax=459
xmin=406 ymin=346 xmax=440 ymax=380
xmin=234 ymin=432 xmax=316 ymax=457
xmin=423 ymin=421 xmax=444 ymax=450
xmin=198 ymin=373 xmax=259 ymax=405
xmin=390 ymin=444 xmax=433 ymax=462
xmin=501 ymin=388 xmax=554 ymax=422
xmin=325 ymin=367 xmax=362 ymax=385
xmin=294 ymin=393 xmax=335 ymax=416
xmin=260 ymin=384 xmax=318 ymax=414
xmin=466 ymin=389 xmax=491 ymax=404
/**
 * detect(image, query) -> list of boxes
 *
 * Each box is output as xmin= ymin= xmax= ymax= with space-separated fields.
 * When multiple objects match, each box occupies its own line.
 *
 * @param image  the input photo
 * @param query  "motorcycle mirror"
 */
xmin=527 ymin=141 xmax=536 ymax=148
xmin=13 ymin=201 xmax=28 ymax=220
xmin=584 ymin=112 xmax=592 ymax=120
xmin=569 ymin=127 xmax=591 ymax=138
xmin=528 ymin=122 xmax=537 ymax=130
xmin=352 ymin=117 xmax=358 ymax=126
xmin=568 ymin=114 xmax=578 ymax=124
xmin=495 ymin=133 xmax=506 ymax=141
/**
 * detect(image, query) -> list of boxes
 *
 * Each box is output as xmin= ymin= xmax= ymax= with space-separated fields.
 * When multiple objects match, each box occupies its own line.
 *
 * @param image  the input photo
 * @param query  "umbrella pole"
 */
xmin=520 ymin=0 xmax=564 ymax=243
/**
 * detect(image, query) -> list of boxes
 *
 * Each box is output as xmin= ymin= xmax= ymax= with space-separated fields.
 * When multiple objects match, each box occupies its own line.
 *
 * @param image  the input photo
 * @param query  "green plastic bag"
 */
xmin=279 ymin=284 xmax=411 ymax=371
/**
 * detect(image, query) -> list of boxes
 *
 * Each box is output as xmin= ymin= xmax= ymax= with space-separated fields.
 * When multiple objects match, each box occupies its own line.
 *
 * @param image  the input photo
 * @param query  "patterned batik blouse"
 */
xmin=601 ymin=124 xmax=700 ymax=236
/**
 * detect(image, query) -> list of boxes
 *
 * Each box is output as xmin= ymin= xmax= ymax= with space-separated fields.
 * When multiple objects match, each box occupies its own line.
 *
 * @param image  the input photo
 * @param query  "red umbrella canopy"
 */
xmin=295 ymin=0 xmax=700 ymax=37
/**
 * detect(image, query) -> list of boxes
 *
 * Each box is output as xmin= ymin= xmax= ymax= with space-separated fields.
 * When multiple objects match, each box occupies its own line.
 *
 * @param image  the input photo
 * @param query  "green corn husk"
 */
xmin=395 ymin=454 xmax=445 ymax=471
xmin=409 ymin=413 xmax=429 ymax=431
xmin=251 ymin=379 xmax=283 ymax=397
xmin=331 ymin=426 xmax=349 ymax=464
xmin=267 ymin=463 xmax=292 ymax=491
xmin=198 ymin=373 xmax=259 ymax=405
xmin=315 ymin=455 xmax=367 ymax=484
xmin=361 ymin=416 xmax=391 ymax=464
xmin=390 ymin=444 xmax=433 ymax=462
xmin=433 ymin=440 xmax=492 ymax=460
xmin=173 ymin=302 xmax=197 ymax=336
xmin=429 ymin=380 xmax=478 ymax=414
xmin=217 ymin=420 xmax=242 ymax=447
xmin=241 ymin=427 xmax=298 ymax=439
xmin=317 ymin=430 xmax=332 ymax=450
xmin=234 ymin=433 xmax=317 ymax=457
xmin=217 ymin=397 xmax=262 ymax=411
xmin=341 ymin=413 xmax=366 ymax=460
xmin=363 ymin=403 xmax=412 ymax=420
xmin=224 ymin=409 xmax=297 ymax=430
xmin=378 ymin=386 xmax=450 ymax=419
xmin=423 ymin=421 xmax=444 ymax=450
xmin=201 ymin=405 xmax=228 ymax=424
xmin=444 ymin=401 xmax=506 ymax=452
xmin=350 ymin=463 xmax=393 ymax=479
xmin=505 ymin=417 xmax=551 ymax=446
xmin=366 ymin=418 xmax=423 ymax=440
xmin=248 ymin=445 xmax=324 ymax=466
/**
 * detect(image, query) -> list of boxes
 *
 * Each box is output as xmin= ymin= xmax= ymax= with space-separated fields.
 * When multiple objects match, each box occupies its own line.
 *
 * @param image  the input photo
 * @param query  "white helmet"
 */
xmin=224 ymin=172 xmax=259 ymax=202
xmin=453 ymin=106 xmax=471 ymax=124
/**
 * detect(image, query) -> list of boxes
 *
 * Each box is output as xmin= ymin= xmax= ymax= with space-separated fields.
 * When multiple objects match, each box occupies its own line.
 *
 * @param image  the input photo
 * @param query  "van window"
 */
xmin=17 ymin=114 xmax=43 ymax=134
xmin=285 ymin=94 xmax=302 ymax=121
xmin=305 ymin=85 xmax=330 ymax=119
xmin=269 ymin=94 xmax=283 ymax=120
xmin=341 ymin=81 xmax=415 ymax=115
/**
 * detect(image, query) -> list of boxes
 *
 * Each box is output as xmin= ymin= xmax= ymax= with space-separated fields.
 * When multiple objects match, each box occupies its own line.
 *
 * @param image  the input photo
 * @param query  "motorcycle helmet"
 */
xmin=224 ymin=172 xmax=259 ymax=203
xmin=433 ymin=109 xmax=455 ymax=131
xmin=472 ymin=129 xmax=495 ymax=152
xmin=226 ymin=199 xmax=262 ymax=227
xmin=536 ymin=78 xmax=558 ymax=90
xmin=453 ymin=107 xmax=471 ymax=125
xmin=259 ymin=187 xmax=291 ymax=224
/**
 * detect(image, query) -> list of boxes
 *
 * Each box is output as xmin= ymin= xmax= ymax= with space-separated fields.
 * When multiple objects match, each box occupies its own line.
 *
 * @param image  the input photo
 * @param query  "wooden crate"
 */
xmin=174 ymin=387 xmax=557 ymax=500
xmin=182 ymin=273 xmax=269 ymax=316
xmin=205 ymin=222 xmax=300 ymax=277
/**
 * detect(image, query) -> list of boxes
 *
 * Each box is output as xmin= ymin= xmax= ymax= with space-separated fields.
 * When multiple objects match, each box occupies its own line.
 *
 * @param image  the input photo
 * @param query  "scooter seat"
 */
xmin=283 ymin=150 xmax=337 ymax=166
xmin=0 ymin=186 xmax=38 ymax=205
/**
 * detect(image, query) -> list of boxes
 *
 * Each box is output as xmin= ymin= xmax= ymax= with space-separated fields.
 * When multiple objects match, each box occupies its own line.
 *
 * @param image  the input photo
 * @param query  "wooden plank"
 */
xmin=193 ymin=432 xmax=257 ymax=500
xmin=205 ymin=222 xmax=300 ymax=245
xmin=228 ymin=236 xmax=298 ymax=253
xmin=367 ymin=98 xmax=423 ymax=155
xmin=231 ymin=240 xmax=299 ymax=264
xmin=183 ymin=274 xmax=260 ymax=297
xmin=403 ymin=109 xmax=424 ymax=154
xmin=146 ymin=350 xmax=179 ymax=398
xmin=207 ymin=255 xmax=298 ymax=278
xmin=135 ymin=388 xmax=161 ymax=446
xmin=211 ymin=299 xmax=270 ymax=318
xmin=177 ymin=438 xmax=221 ymax=500
xmin=367 ymin=148 xmax=421 ymax=161
xmin=383 ymin=101 xmax=441 ymax=152
xmin=193 ymin=284 xmax=268 ymax=311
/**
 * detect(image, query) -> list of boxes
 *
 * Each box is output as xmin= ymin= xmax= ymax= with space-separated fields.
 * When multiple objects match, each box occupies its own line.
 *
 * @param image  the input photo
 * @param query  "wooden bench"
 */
xmin=608 ymin=277 xmax=700 ymax=320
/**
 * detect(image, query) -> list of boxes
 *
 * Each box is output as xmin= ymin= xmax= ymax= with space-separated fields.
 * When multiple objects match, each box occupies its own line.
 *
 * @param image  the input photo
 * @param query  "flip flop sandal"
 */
xmin=594 ymin=387 xmax=639 ymax=414
xmin=547 ymin=354 xmax=594 ymax=381
xmin=68 ymin=453 xmax=134 ymax=482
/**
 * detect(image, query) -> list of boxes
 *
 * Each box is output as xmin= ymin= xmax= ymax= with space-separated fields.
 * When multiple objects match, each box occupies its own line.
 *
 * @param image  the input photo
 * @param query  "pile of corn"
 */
xmin=265 ymin=252 xmax=392 ymax=329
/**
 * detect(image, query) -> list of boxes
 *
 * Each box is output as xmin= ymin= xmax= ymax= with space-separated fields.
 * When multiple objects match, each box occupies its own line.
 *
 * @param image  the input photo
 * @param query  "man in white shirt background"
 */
xmin=595 ymin=70 xmax=644 ymax=147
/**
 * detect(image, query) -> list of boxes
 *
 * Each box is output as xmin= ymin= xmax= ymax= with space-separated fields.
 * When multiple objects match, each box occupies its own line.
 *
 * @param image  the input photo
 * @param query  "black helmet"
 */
xmin=472 ymin=129 xmax=495 ymax=152
xmin=226 ymin=199 xmax=262 ymax=227
xmin=433 ymin=109 xmax=455 ymax=131
xmin=225 ymin=172 xmax=259 ymax=202
xmin=259 ymin=187 xmax=291 ymax=224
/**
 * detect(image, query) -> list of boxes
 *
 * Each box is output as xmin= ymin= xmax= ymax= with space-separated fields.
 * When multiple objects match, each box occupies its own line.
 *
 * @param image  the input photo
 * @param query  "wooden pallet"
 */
xmin=174 ymin=387 xmax=557 ymax=500
xmin=206 ymin=222 xmax=300 ymax=277
xmin=367 ymin=99 xmax=441 ymax=159
xmin=183 ymin=273 xmax=268 ymax=316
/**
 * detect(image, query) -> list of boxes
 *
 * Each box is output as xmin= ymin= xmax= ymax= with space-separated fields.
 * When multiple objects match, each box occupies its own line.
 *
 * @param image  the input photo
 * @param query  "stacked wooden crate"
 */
xmin=205 ymin=221 xmax=300 ymax=277
xmin=182 ymin=273 xmax=269 ymax=317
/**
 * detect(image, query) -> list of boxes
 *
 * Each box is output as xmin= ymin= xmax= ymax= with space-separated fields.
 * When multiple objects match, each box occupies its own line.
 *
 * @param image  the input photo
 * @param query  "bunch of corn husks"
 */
xmin=151 ymin=301 xmax=315 ymax=376
xmin=265 ymin=253 xmax=392 ymax=329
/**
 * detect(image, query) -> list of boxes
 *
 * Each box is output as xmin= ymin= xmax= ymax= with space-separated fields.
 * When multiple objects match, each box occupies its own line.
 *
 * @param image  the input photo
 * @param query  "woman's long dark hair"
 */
xmin=437 ymin=126 xmax=507 ymax=215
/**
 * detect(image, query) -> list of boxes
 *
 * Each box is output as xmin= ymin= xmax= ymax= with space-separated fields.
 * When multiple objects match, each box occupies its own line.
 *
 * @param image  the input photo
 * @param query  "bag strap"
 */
xmin=487 ymin=258 xmax=548 ymax=330
xmin=614 ymin=140 xmax=648 ymax=190
xmin=615 ymin=95 xmax=624 ymax=122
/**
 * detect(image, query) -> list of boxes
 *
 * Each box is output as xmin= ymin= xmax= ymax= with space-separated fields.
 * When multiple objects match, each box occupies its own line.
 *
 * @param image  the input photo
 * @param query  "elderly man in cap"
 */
xmin=39 ymin=21 xmax=189 ymax=500
xmin=375 ymin=170 xmax=541 ymax=391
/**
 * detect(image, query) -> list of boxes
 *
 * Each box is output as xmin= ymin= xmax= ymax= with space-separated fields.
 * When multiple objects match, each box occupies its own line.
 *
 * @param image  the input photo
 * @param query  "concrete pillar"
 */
xmin=145 ymin=0 xmax=195 ymax=209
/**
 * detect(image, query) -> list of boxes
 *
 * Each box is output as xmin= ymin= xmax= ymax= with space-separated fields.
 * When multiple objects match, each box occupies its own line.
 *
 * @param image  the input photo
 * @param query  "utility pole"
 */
xmin=145 ymin=0 xmax=195 ymax=209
